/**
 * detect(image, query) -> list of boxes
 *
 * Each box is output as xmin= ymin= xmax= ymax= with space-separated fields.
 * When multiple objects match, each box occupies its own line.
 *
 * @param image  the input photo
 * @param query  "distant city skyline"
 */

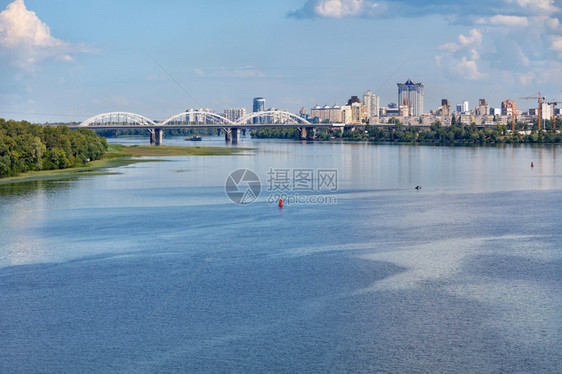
xmin=0 ymin=0 xmax=561 ymax=123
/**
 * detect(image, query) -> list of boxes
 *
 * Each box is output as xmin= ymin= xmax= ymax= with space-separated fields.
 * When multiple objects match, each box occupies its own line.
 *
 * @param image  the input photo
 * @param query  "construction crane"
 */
xmin=520 ymin=93 xmax=546 ymax=131
xmin=548 ymin=100 xmax=561 ymax=131
xmin=511 ymin=107 xmax=516 ymax=134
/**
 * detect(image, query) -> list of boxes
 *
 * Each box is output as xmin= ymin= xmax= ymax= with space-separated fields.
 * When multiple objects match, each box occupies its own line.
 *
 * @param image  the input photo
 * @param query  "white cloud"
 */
xmin=544 ymin=16 xmax=560 ymax=30
xmin=454 ymin=57 xmax=488 ymax=80
xmin=506 ymin=0 xmax=558 ymax=15
xmin=477 ymin=15 xmax=530 ymax=27
xmin=438 ymin=42 xmax=460 ymax=52
xmin=551 ymin=36 xmax=562 ymax=56
xmin=436 ymin=28 xmax=488 ymax=81
xmin=458 ymin=28 xmax=482 ymax=46
xmin=315 ymin=0 xmax=365 ymax=18
xmin=291 ymin=0 xmax=561 ymax=90
xmin=434 ymin=0 xmax=561 ymax=84
xmin=0 ymin=0 xmax=89 ymax=71
xmin=469 ymin=48 xmax=480 ymax=60
xmin=289 ymin=0 xmax=380 ymax=19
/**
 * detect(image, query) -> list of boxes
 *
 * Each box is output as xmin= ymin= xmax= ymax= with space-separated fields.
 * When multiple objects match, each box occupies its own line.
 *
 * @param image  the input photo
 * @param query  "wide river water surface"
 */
xmin=1 ymin=136 xmax=561 ymax=373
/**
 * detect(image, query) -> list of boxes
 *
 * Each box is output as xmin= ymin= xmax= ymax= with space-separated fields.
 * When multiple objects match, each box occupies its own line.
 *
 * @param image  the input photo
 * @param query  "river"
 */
xmin=1 ymin=136 xmax=561 ymax=373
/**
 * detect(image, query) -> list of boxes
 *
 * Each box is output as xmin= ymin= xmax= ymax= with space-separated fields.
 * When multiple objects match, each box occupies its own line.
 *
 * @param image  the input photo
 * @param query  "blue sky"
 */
xmin=0 ymin=0 xmax=561 ymax=123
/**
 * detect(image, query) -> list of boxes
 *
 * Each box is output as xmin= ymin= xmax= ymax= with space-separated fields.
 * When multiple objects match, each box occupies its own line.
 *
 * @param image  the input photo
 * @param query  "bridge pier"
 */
xmin=224 ymin=129 xmax=231 ymax=142
xmin=151 ymin=128 xmax=163 ymax=145
xmin=300 ymin=127 xmax=316 ymax=140
xmin=231 ymin=128 xmax=240 ymax=144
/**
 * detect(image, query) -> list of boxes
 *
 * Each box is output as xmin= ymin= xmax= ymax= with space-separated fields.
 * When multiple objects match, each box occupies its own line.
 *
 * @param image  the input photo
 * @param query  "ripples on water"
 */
xmin=0 ymin=138 xmax=561 ymax=373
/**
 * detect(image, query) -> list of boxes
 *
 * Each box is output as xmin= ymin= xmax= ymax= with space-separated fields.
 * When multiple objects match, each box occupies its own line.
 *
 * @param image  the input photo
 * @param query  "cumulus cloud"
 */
xmin=291 ymin=0 xmax=560 ymax=20
xmin=458 ymin=29 xmax=482 ymax=47
xmin=436 ymin=51 xmax=488 ymax=81
xmin=505 ymin=0 xmax=558 ymax=15
xmin=288 ymin=0 xmax=381 ymax=19
xmin=454 ymin=57 xmax=488 ymax=80
xmin=0 ymin=0 xmax=89 ymax=71
xmin=289 ymin=0 xmax=562 ymax=85
xmin=436 ymin=28 xmax=488 ymax=81
xmin=477 ymin=15 xmax=530 ymax=27
xmin=552 ymin=36 xmax=562 ymax=56
xmin=431 ymin=0 xmax=561 ymax=83
xmin=438 ymin=42 xmax=460 ymax=53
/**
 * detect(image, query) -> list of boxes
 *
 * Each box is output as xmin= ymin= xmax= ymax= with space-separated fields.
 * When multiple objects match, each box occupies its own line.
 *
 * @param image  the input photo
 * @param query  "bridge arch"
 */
xmin=236 ymin=111 xmax=311 ymax=126
xmin=79 ymin=112 xmax=157 ymax=128
xmin=160 ymin=110 xmax=234 ymax=126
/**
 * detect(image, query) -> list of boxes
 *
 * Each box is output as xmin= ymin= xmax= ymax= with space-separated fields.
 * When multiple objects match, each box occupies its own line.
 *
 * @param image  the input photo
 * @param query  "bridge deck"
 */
xmin=68 ymin=123 xmax=348 ymax=130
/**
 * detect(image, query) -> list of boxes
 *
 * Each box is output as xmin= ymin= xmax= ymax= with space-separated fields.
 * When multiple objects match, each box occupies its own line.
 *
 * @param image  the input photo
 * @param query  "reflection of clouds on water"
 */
xmin=0 ymin=180 xmax=74 ymax=268
xmin=358 ymin=237 xmax=481 ymax=292
xmin=356 ymin=233 xmax=561 ymax=349
xmin=357 ymin=235 xmax=538 ymax=293
xmin=1 ymin=205 xmax=48 ymax=267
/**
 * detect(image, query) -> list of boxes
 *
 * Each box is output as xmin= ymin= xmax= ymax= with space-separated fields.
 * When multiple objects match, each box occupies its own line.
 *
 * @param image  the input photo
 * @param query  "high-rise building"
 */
xmin=252 ymin=97 xmax=265 ymax=124
xmin=462 ymin=100 xmax=469 ymax=113
xmin=501 ymin=100 xmax=516 ymax=117
xmin=397 ymin=79 xmax=424 ymax=116
xmin=224 ymin=108 xmax=247 ymax=123
xmin=351 ymin=102 xmax=364 ymax=124
xmin=310 ymin=105 xmax=342 ymax=123
xmin=253 ymin=97 xmax=265 ymax=112
xmin=341 ymin=105 xmax=352 ymax=124
xmin=541 ymin=102 xmax=552 ymax=121
xmin=363 ymin=91 xmax=380 ymax=120
xmin=185 ymin=108 xmax=214 ymax=123
xmin=476 ymin=99 xmax=489 ymax=116
xmin=437 ymin=99 xmax=451 ymax=116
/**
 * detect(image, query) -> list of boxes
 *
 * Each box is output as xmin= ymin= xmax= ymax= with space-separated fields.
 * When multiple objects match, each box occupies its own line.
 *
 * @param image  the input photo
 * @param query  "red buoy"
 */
xmin=278 ymin=199 xmax=283 ymax=208
xmin=531 ymin=162 xmax=534 ymax=168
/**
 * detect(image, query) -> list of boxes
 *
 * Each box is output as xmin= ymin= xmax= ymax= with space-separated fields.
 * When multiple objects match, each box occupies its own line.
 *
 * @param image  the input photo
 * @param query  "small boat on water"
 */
xmin=185 ymin=136 xmax=202 ymax=141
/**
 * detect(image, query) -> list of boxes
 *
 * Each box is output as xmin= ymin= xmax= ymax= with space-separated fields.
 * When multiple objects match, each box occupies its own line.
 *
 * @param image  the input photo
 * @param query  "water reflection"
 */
xmin=0 ymin=181 xmax=59 ymax=266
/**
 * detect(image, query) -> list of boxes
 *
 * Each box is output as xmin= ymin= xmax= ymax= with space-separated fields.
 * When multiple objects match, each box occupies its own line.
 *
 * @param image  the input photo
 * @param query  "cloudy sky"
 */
xmin=0 ymin=0 xmax=561 ymax=122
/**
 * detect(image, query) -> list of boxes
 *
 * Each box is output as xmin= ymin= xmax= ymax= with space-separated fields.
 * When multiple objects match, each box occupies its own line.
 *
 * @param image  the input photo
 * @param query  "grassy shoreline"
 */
xmin=0 ymin=144 xmax=252 ymax=184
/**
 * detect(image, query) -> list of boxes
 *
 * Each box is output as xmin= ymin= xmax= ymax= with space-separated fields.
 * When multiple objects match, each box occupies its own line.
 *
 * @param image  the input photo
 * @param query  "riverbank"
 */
xmin=105 ymin=144 xmax=251 ymax=157
xmin=0 ymin=144 xmax=251 ymax=184
xmin=252 ymin=123 xmax=562 ymax=144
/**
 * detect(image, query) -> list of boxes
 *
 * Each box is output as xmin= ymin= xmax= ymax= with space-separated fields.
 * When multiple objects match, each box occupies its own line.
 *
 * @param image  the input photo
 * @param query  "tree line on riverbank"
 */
xmin=0 ymin=119 xmax=108 ymax=178
xmin=252 ymin=120 xmax=562 ymax=144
